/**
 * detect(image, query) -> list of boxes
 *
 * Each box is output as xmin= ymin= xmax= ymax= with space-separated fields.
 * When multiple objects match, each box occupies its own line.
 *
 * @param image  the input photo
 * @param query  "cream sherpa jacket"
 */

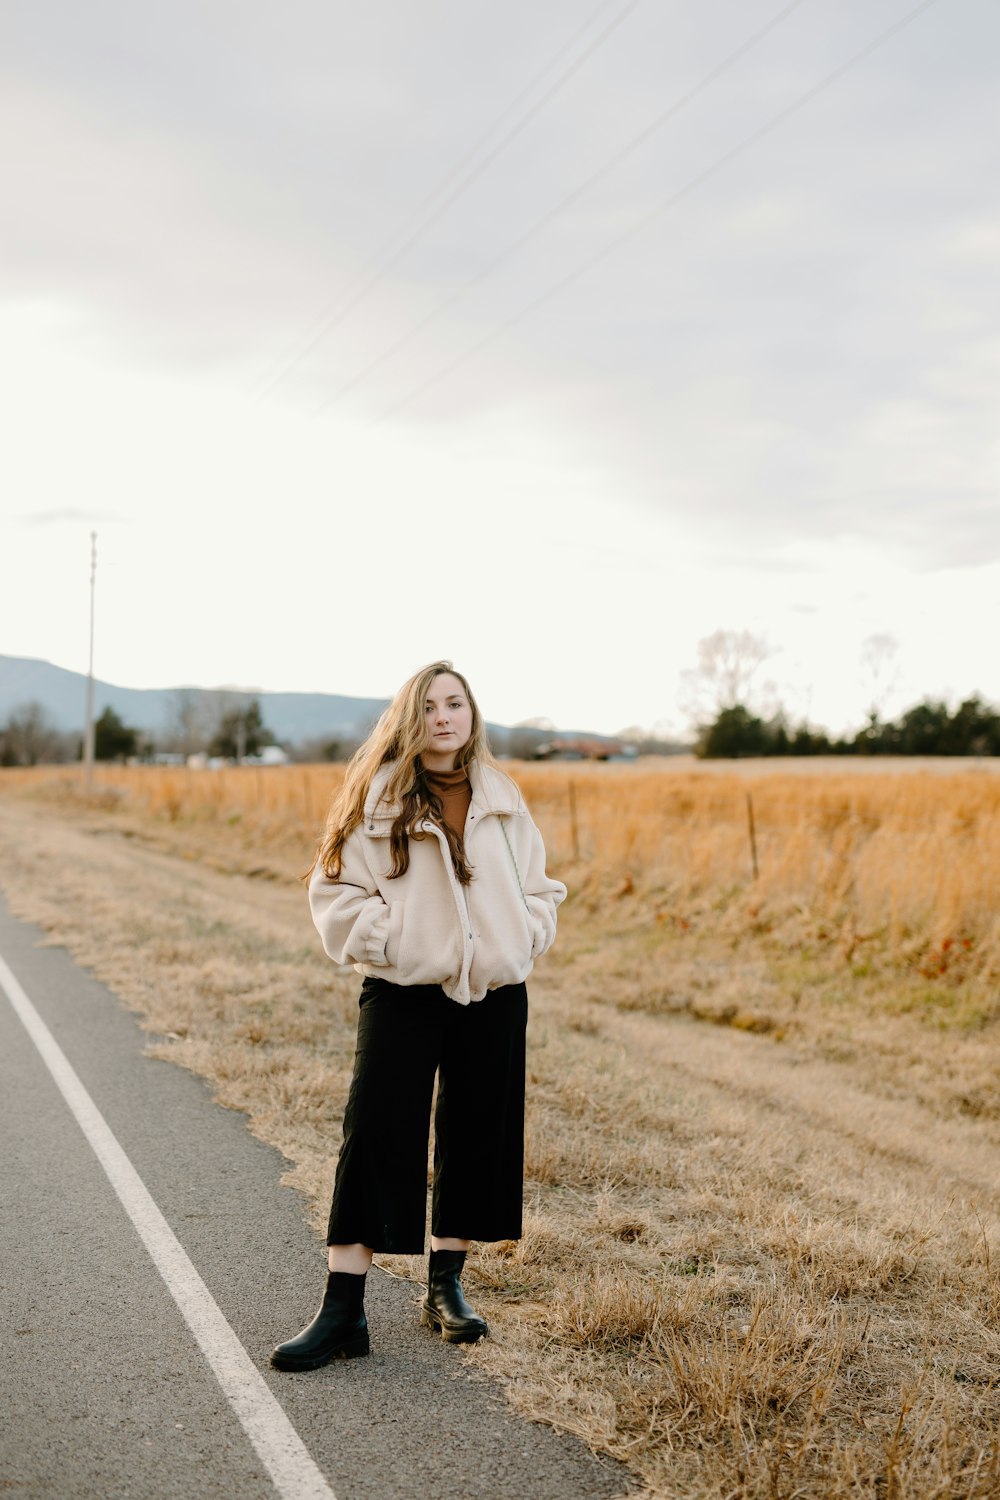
xmin=308 ymin=760 xmax=566 ymax=1005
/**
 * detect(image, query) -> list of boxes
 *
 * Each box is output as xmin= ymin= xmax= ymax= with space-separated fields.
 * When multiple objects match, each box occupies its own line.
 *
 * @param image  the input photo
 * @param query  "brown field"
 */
xmin=1 ymin=760 xmax=999 ymax=1498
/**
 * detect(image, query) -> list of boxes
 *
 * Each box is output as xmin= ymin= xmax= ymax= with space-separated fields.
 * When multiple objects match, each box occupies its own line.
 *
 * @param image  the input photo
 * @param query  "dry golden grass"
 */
xmin=7 ymin=758 xmax=999 ymax=969
xmin=1 ymin=761 xmax=999 ymax=1498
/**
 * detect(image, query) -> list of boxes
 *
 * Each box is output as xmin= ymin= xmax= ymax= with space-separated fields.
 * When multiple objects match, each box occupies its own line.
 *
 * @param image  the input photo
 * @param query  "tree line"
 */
xmin=697 ymin=695 xmax=1000 ymax=759
xmin=0 ymin=695 xmax=322 ymax=767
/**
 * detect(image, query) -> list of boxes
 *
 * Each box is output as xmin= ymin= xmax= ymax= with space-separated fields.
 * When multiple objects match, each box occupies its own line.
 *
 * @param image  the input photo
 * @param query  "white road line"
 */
xmin=0 ymin=949 xmax=338 ymax=1500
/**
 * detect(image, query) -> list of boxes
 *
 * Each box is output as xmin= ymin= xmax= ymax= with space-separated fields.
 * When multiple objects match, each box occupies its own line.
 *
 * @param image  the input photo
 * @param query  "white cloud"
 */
xmin=2 ymin=1 xmax=998 ymax=736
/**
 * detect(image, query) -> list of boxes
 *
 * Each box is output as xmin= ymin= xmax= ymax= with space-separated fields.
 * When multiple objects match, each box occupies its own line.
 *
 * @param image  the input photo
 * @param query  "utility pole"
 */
xmin=83 ymin=531 xmax=97 ymax=790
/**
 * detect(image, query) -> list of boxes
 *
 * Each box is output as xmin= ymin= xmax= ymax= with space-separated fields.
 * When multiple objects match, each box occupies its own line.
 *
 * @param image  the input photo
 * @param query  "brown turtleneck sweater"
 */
xmin=425 ymin=765 xmax=472 ymax=839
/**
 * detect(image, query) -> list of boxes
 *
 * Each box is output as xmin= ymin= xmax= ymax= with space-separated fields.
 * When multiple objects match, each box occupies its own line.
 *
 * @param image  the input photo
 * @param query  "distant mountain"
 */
xmin=0 ymin=655 xmax=389 ymax=744
xmin=0 ymin=654 xmax=632 ymax=755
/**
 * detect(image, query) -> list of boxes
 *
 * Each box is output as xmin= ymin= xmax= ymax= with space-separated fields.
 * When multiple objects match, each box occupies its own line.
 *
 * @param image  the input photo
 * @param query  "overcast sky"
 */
xmin=2 ymin=0 xmax=997 ymax=736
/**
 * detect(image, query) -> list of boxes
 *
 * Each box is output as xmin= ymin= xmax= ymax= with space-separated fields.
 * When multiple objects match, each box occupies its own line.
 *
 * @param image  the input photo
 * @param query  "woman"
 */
xmin=271 ymin=661 xmax=566 ymax=1370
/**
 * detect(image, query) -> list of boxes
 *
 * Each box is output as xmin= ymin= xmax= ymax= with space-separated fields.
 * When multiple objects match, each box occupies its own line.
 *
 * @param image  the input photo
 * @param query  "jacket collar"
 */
xmin=363 ymin=758 xmax=523 ymax=835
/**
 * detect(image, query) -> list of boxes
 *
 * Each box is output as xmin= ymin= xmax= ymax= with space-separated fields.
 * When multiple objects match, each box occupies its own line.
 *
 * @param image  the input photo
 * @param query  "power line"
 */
xmin=312 ymin=0 xmax=811 ymax=414
xmin=375 ymin=0 xmax=946 ymax=423
xmin=359 ymin=0 xmax=635 ymax=238
xmin=249 ymin=0 xmax=643 ymax=403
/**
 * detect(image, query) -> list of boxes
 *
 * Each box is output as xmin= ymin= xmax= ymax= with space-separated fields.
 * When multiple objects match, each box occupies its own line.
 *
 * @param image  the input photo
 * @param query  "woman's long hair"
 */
xmin=311 ymin=661 xmax=499 ymax=884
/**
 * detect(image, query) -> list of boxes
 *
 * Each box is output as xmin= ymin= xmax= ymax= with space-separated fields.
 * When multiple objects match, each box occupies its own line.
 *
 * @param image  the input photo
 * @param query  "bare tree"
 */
xmin=162 ymin=688 xmax=255 ymax=756
xmin=679 ymin=629 xmax=774 ymax=723
xmin=617 ymin=724 xmax=689 ymax=755
xmin=859 ymin=633 xmax=900 ymax=724
xmin=162 ymin=690 xmax=212 ymax=756
xmin=0 ymin=702 xmax=66 ymax=766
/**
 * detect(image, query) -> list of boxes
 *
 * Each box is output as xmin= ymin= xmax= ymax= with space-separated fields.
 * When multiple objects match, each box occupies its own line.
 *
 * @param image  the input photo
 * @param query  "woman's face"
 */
xmin=422 ymin=672 xmax=474 ymax=770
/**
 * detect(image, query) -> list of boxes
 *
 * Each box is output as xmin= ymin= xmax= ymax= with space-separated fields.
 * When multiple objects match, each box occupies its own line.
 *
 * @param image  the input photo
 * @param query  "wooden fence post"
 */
xmin=568 ymin=779 xmax=580 ymax=862
xmin=746 ymin=790 xmax=759 ymax=881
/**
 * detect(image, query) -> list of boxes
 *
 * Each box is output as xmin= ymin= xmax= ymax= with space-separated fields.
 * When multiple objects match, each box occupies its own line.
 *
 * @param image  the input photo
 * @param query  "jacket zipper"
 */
xmin=423 ymin=820 xmax=475 ymax=999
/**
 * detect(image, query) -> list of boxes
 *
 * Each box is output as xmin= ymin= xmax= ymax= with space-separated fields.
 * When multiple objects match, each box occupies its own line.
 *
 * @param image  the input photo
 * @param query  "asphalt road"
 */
xmin=0 ymin=894 xmax=628 ymax=1500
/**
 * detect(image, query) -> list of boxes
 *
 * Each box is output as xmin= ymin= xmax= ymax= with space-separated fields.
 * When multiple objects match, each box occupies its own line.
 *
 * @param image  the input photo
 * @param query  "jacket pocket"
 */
xmin=385 ymin=901 xmax=406 ymax=968
xmin=528 ymin=914 xmax=546 ymax=958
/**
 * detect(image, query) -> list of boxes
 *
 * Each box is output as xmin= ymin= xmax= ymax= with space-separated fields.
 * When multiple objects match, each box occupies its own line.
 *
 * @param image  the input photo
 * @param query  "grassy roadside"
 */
xmin=1 ymin=767 xmax=998 ymax=1498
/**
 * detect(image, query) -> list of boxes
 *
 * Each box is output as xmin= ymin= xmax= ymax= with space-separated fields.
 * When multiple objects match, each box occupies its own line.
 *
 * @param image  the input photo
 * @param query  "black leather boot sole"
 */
xmin=270 ymin=1328 xmax=369 ymax=1371
xmin=419 ymin=1304 xmax=488 ymax=1344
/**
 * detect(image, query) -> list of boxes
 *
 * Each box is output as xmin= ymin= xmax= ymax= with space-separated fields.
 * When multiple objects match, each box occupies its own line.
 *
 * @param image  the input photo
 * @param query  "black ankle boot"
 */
xmin=420 ymin=1249 xmax=488 ymax=1344
xmin=270 ymin=1270 xmax=369 ymax=1370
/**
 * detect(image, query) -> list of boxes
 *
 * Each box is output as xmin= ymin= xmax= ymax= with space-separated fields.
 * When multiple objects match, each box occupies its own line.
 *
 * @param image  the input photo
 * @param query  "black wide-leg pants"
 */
xmin=326 ymin=976 xmax=528 ymax=1253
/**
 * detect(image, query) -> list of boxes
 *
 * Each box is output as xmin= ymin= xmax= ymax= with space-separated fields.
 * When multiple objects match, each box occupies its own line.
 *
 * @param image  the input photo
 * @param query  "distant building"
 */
xmin=186 ymin=746 xmax=290 ymax=769
xmin=243 ymin=746 xmax=290 ymax=766
xmin=534 ymin=737 xmax=637 ymax=762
